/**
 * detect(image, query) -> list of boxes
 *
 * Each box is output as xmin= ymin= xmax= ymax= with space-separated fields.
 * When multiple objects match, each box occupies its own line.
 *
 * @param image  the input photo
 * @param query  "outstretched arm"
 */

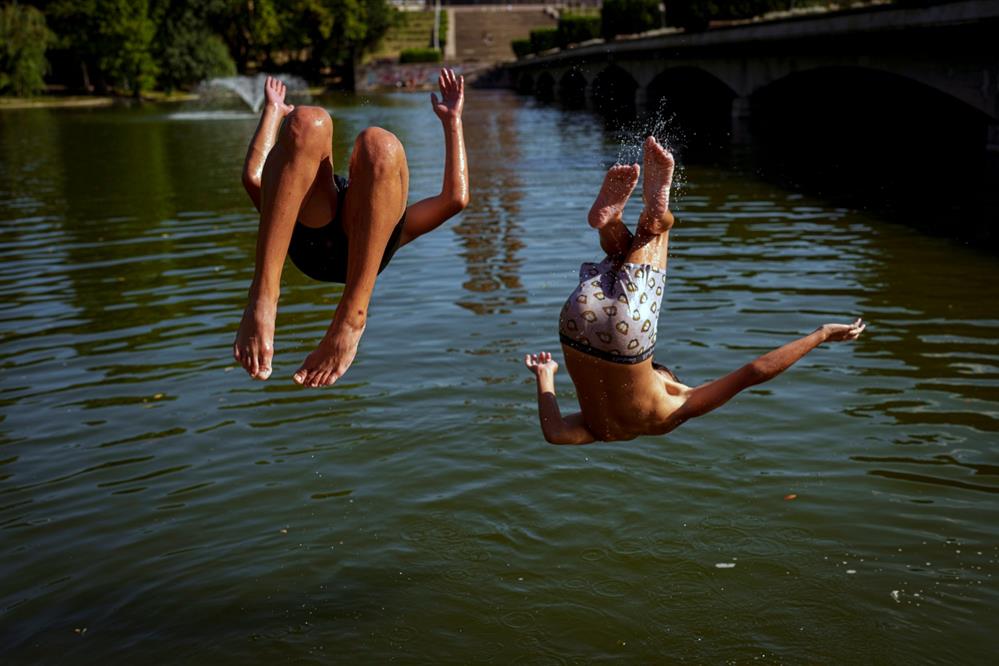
xmin=401 ymin=68 xmax=469 ymax=244
xmin=675 ymin=319 xmax=866 ymax=423
xmin=242 ymin=77 xmax=295 ymax=211
xmin=525 ymin=352 xmax=596 ymax=445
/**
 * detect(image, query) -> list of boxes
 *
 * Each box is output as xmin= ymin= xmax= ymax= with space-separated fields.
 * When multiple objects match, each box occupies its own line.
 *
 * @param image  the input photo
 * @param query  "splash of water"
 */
xmin=610 ymin=97 xmax=688 ymax=204
xmin=196 ymin=74 xmax=309 ymax=113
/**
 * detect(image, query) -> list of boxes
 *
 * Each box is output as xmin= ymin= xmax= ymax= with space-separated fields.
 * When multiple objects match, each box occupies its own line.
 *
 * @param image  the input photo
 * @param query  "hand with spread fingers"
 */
xmin=431 ymin=67 xmax=464 ymax=124
xmin=264 ymin=76 xmax=294 ymax=117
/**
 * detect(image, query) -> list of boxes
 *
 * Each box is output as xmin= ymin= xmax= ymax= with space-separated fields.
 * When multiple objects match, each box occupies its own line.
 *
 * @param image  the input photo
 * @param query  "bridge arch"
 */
xmin=647 ymin=67 xmax=737 ymax=149
xmin=558 ymin=69 xmax=588 ymax=109
xmin=591 ymin=65 xmax=639 ymax=119
xmin=535 ymin=72 xmax=556 ymax=102
xmin=749 ymin=65 xmax=991 ymax=230
xmin=515 ymin=71 xmax=534 ymax=96
xmin=750 ymin=65 xmax=991 ymax=146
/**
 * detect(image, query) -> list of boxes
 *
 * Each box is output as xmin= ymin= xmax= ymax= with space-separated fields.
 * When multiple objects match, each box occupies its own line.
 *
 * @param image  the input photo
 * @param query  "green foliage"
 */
xmin=511 ymin=38 xmax=532 ymax=59
xmin=664 ymin=0 xmax=794 ymax=32
xmin=151 ymin=1 xmax=235 ymax=91
xmin=216 ymin=0 xmax=281 ymax=70
xmin=46 ymin=0 xmax=158 ymax=94
xmin=601 ymin=0 xmax=661 ymax=40
xmin=21 ymin=0 xmax=401 ymax=91
xmin=529 ymin=27 xmax=559 ymax=54
xmin=556 ymin=13 xmax=600 ymax=48
xmin=287 ymin=0 xmax=397 ymax=74
xmin=399 ymin=47 xmax=441 ymax=64
xmin=0 ymin=3 xmax=54 ymax=96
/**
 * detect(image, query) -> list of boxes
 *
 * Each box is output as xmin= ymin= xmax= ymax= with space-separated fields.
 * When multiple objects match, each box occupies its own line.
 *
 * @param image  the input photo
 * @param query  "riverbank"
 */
xmin=0 ymin=96 xmax=115 ymax=110
xmin=0 ymin=86 xmax=355 ymax=111
xmin=0 ymin=89 xmax=203 ymax=110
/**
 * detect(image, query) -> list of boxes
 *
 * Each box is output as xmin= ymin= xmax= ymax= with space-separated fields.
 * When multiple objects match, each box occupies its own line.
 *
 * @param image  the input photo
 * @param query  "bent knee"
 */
xmin=353 ymin=127 xmax=405 ymax=173
xmin=284 ymin=106 xmax=333 ymax=151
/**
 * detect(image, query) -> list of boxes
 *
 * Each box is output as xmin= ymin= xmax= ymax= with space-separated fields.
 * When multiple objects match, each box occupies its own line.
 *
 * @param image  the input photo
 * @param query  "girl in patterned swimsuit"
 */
xmin=525 ymin=137 xmax=866 ymax=444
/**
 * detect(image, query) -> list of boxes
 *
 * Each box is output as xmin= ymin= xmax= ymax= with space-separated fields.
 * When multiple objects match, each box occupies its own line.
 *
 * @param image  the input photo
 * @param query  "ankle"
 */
xmin=640 ymin=208 xmax=673 ymax=226
xmin=247 ymin=287 xmax=280 ymax=309
xmin=332 ymin=303 xmax=367 ymax=330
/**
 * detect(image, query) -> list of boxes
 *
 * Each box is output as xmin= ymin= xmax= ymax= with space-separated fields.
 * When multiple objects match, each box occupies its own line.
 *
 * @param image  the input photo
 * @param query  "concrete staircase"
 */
xmin=453 ymin=6 xmax=557 ymax=63
xmin=368 ymin=10 xmax=445 ymax=62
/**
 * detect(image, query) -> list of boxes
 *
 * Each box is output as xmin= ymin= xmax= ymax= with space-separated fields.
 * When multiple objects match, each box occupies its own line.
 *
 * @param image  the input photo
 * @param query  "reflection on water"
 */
xmin=454 ymin=96 xmax=526 ymax=315
xmin=1 ymin=91 xmax=998 ymax=663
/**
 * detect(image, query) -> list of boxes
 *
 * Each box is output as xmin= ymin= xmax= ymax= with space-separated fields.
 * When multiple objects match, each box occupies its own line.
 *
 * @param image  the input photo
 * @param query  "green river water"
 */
xmin=1 ymin=90 xmax=997 ymax=663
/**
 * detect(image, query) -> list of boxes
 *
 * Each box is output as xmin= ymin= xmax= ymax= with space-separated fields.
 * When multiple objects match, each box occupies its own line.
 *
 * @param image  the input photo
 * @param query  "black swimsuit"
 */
xmin=287 ymin=174 xmax=407 ymax=284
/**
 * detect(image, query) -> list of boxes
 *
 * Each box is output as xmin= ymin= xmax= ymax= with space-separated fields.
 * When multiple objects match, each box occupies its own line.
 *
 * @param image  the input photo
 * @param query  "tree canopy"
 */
xmin=6 ymin=0 xmax=398 ymax=96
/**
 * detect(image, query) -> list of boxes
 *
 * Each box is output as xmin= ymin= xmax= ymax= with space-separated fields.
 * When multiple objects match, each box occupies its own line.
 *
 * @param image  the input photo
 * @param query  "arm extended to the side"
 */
xmin=524 ymin=352 xmax=596 ymax=445
xmin=672 ymin=318 xmax=866 ymax=424
xmin=523 ymin=319 xmax=865 ymax=444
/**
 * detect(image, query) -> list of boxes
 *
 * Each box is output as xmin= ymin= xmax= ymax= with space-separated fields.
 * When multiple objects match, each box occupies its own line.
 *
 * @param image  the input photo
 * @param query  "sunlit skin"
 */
xmin=233 ymin=69 xmax=469 ymax=386
xmin=525 ymin=137 xmax=866 ymax=444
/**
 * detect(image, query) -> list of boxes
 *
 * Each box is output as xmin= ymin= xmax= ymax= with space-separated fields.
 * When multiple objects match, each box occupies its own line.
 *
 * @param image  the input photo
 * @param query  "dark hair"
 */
xmin=652 ymin=361 xmax=680 ymax=383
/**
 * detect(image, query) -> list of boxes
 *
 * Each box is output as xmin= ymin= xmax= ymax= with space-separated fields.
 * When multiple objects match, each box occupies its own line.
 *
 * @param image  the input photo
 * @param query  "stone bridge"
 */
xmin=503 ymin=1 xmax=999 ymax=154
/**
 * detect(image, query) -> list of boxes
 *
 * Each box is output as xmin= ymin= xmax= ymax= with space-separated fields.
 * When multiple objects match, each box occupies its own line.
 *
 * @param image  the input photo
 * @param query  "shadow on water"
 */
xmin=746 ymin=66 xmax=994 ymax=245
xmin=538 ymin=64 xmax=996 ymax=246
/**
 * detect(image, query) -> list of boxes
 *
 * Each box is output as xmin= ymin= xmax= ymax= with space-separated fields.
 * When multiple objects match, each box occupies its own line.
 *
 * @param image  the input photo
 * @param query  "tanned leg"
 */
xmin=625 ymin=137 xmax=676 ymax=270
xmin=233 ymin=106 xmax=334 ymax=380
xmin=293 ymin=127 xmax=409 ymax=387
xmin=588 ymin=163 xmax=640 ymax=257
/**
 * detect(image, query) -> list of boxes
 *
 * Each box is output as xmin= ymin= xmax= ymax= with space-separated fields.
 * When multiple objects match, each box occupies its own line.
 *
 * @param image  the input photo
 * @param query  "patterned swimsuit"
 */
xmin=558 ymin=257 xmax=665 ymax=364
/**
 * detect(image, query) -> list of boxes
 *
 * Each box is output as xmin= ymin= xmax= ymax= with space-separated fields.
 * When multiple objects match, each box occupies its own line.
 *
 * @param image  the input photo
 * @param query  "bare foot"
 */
xmin=639 ymin=136 xmax=676 ymax=234
xmin=234 ymin=299 xmax=277 ymax=380
xmin=292 ymin=319 xmax=365 ymax=387
xmin=588 ymin=163 xmax=640 ymax=229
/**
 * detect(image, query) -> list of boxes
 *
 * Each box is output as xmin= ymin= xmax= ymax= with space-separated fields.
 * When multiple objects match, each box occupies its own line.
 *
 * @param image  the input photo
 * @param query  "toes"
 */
xmin=293 ymin=368 xmax=307 ymax=385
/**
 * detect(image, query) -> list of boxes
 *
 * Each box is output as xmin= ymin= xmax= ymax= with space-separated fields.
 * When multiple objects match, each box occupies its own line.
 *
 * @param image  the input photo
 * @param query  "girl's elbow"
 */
xmin=450 ymin=193 xmax=470 ymax=215
xmin=242 ymin=172 xmax=261 ymax=193
xmin=745 ymin=361 xmax=771 ymax=385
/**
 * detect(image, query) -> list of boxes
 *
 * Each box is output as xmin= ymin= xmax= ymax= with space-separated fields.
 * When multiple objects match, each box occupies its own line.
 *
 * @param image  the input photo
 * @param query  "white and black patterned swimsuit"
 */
xmin=558 ymin=257 xmax=665 ymax=364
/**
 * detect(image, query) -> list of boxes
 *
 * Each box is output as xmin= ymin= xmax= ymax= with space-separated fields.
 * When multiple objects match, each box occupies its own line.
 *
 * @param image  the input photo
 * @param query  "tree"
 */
xmin=0 ymin=2 xmax=54 ymax=96
xmin=322 ymin=0 xmax=397 ymax=85
xmin=45 ymin=0 xmax=157 ymax=94
xmin=601 ymin=0 xmax=661 ymax=40
xmin=150 ymin=0 xmax=236 ymax=91
xmin=215 ymin=0 xmax=281 ymax=71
